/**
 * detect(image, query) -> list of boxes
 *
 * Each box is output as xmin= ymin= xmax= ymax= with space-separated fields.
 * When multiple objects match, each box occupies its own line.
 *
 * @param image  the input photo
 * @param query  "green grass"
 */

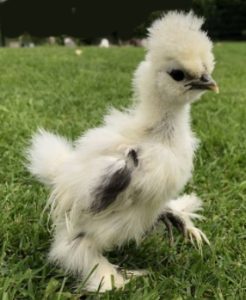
xmin=0 ymin=43 xmax=245 ymax=299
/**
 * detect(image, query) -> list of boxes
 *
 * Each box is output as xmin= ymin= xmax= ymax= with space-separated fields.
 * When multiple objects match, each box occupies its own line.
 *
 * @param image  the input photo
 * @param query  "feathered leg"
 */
xmin=160 ymin=194 xmax=209 ymax=249
xmin=49 ymin=228 xmax=127 ymax=292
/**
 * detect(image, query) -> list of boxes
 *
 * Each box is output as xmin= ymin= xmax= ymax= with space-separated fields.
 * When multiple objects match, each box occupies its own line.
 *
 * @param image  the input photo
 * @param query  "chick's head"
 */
xmin=146 ymin=11 xmax=218 ymax=104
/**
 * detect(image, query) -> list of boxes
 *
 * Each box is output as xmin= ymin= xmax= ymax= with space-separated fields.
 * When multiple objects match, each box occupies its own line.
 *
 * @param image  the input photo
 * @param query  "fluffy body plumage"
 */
xmin=27 ymin=11 xmax=218 ymax=292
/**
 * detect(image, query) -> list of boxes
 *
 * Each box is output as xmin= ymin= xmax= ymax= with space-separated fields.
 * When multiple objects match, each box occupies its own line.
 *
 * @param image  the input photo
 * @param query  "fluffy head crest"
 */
xmin=148 ymin=11 xmax=204 ymax=35
xmin=146 ymin=11 xmax=213 ymax=71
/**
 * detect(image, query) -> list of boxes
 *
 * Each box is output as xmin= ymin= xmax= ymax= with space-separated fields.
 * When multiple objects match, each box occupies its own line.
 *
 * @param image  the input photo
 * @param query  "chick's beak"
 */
xmin=188 ymin=74 xmax=219 ymax=93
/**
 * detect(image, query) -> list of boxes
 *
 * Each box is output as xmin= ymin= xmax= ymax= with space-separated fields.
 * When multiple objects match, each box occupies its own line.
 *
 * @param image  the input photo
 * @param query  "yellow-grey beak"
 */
xmin=187 ymin=74 xmax=219 ymax=93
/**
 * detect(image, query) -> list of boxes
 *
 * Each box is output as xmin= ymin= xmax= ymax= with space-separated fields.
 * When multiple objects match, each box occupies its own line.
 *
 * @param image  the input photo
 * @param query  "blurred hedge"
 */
xmin=135 ymin=0 xmax=246 ymax=40
xmin=193 ymin=0 xmax=246 ymax=40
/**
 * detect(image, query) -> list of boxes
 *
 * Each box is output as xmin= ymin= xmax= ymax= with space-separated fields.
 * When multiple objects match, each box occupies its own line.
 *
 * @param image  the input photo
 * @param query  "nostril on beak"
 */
xmin=200 ymin=74 xmax=210 ymax=82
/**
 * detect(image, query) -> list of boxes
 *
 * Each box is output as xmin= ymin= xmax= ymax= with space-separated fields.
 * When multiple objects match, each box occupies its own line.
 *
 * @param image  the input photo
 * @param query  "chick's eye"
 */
xmin=168 ymin=69 xmax=185 ymax=81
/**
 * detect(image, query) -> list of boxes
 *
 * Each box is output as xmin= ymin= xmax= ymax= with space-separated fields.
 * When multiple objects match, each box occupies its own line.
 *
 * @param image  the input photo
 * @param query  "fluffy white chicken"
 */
xmin=27 ymin=11 xmax=219 ymax=292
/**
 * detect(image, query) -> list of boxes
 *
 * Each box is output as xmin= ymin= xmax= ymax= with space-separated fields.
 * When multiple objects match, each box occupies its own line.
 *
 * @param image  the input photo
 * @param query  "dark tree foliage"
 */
xmin=192 ymin=0 xmax=246 ymax=40
xmin=0 ymin=0 xmax=245 ymax=43
xmin=133 ymin=11 xmax=164 ymax=38
xmin=0 ymin=0 xmax=190 ymax=40
xmin=135 ymin=0 xmax=246 ymax=40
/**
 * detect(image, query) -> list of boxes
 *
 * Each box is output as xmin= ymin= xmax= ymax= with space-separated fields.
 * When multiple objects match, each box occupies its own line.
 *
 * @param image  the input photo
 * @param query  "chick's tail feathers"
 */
xmin=26 ymin=129 xmax=73 ymax=185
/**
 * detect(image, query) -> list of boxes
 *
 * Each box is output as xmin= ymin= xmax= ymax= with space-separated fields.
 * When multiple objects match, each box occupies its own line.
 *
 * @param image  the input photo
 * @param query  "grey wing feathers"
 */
xmin=91 ymin=149 xmax=138 ymax=213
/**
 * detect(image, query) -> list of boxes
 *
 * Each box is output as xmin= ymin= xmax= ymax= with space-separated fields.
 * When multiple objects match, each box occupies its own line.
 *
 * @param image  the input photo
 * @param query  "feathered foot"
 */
xmin=49 ymin=232 xmax=129 ymax=292
xmin=160 ymin=194 xmax=209 ymax=250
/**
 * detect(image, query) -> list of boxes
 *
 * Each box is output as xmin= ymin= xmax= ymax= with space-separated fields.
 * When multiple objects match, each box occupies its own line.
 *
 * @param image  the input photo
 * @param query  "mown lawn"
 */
xmin=0 ymin=43 xmax=245 ymax=299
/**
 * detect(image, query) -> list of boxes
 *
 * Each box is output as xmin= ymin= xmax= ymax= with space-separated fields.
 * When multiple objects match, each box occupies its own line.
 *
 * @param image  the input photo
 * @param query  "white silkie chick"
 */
xmin=27 ymin=11 xmax=219 ymax=292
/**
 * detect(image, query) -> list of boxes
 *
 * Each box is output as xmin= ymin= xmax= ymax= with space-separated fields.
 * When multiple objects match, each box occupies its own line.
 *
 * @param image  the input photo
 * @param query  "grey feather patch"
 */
xmin=73 ymin=232 xmax=86 ymax=240
xmin=91 ymin=164 xmax=132 ymax=213
xmin=128 ymin=149 xmax=138 ymax=167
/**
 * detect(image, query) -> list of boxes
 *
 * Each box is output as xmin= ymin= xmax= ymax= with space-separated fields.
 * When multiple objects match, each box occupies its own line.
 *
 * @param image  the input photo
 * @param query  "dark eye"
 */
xmin=168 ymin=69 xmax=185 ymax=81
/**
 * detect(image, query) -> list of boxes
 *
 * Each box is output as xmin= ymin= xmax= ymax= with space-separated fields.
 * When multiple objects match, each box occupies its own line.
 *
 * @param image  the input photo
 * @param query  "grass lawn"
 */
xmin=0 ymin=43 xmax=245 ymax=299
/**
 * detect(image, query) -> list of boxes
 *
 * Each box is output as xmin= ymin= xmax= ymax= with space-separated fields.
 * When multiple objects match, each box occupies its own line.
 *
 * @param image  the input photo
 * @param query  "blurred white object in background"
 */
xmin=99 ymin=38 xmax=110 ymax=48
xmin=64 ymin=37 xmax=76 ymax=47
xmin=48 ymin=37 xmax=57 ymax=45
xmin=75 ymin=49 xmax=82 ymax=56
xmin=6 ymin=38 xmax=20 ymax=48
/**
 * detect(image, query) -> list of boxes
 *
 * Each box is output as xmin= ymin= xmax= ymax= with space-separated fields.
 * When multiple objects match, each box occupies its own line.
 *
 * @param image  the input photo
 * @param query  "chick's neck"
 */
xmin=133 ymin=69 xmax=192 ymax=143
